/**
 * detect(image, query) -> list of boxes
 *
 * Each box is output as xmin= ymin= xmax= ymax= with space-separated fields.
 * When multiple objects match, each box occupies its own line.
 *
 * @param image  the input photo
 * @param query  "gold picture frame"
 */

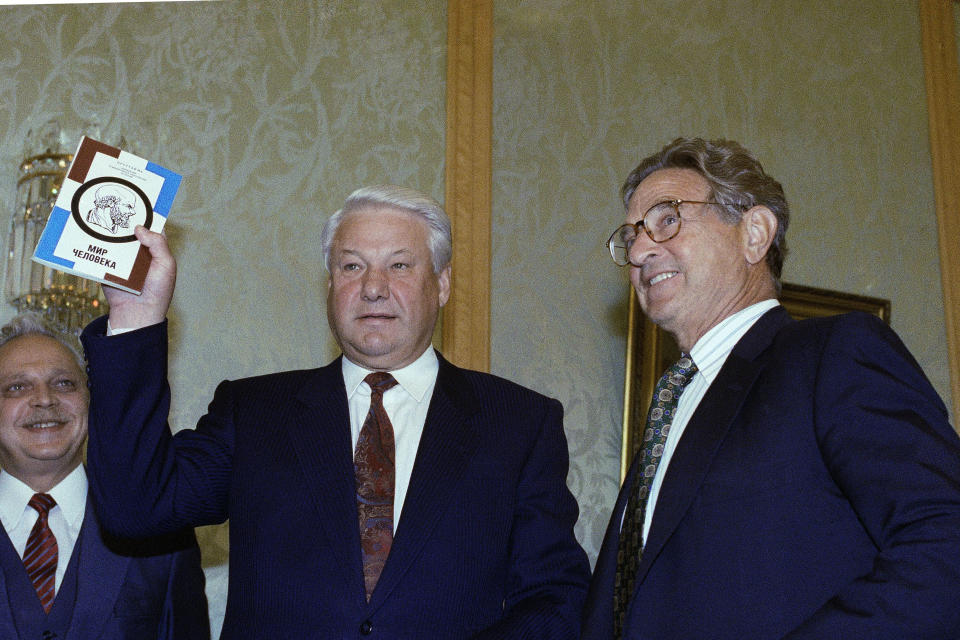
xmin=619 ymin=283 xmax=891 ymax=480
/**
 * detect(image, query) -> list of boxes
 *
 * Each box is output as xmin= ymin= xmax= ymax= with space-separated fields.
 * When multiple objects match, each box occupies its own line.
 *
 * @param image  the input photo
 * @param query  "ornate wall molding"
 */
xmin=920 ymin=0 xmax=960 ymax=419
xmin=443 ymin=0 xmax=492 ymax=371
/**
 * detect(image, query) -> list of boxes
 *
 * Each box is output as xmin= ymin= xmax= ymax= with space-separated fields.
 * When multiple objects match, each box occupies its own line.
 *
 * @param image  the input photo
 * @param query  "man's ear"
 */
xmin=742 ymin=205 xmax=777 ymax=265
xmin=437 ymin=265 xmax=451 ymax=307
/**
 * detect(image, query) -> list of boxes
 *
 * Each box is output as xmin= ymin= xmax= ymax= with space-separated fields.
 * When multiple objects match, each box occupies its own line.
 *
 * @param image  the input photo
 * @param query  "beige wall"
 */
xmin=0 ymin=0 xmax=950 ymax=634
xmin=492 ymin=0 xmax=948 ymax=561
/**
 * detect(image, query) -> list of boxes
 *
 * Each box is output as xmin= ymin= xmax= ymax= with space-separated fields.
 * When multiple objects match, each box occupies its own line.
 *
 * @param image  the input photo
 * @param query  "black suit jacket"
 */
xmin=81 ymin=316 xmax=590 ymax=639
xmin=583 ymin=308 xmax=960 ymax=639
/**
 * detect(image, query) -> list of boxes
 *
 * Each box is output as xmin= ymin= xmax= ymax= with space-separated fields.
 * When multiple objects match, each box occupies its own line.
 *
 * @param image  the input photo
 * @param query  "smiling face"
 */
xmin=0 ymin=334 xmax=89 ymax=492
xmin=326 ymin=206 xmax=451 ymax=371
xmin=626 ymin=168 xmax=776 ymax=351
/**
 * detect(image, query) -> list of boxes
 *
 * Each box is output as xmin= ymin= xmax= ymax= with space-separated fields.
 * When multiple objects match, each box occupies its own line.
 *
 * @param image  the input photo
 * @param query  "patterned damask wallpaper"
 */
xmin=0 ymin=1 xmax=445 ymax=635
xmin=0 ymin=0 xmax=950 ymax=636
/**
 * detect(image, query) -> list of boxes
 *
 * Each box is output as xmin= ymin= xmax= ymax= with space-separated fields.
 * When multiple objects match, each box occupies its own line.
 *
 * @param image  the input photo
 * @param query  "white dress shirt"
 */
xmin=641 ymin=299 xmax=780 ymax=543
xmin=342 ymin=347 xmax=439 ymax=528
xmin=0 ymin=465 xmax=88 ymax=593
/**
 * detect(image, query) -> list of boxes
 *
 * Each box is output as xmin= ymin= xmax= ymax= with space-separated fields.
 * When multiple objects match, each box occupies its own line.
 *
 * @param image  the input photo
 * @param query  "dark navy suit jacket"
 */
xmin=0 ymin=495 xmax=208 ymax=640
xmin=583 ymin=307 xmax=960 ymax=639
xmin=80 ymin=316 xmax=590 ymax=639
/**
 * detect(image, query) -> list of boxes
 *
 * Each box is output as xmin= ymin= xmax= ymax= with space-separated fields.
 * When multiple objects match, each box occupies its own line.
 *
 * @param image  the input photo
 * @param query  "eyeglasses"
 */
xmin=606 ymin=199 xmax=724 ymax=266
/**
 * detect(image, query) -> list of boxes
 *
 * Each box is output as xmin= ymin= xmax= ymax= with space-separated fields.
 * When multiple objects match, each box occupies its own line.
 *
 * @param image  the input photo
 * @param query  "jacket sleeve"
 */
xmin=784 ymin=313 xmax=960 ymax=638
xmin=469 ymin=397 xmax=591 ymax=640
xmin=82 ymin=315 xmax=233 ymax=538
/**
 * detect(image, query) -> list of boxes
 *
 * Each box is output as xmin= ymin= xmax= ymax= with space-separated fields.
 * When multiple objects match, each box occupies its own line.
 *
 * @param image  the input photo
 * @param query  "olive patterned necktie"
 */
xmin=613 ymin=354 xmax=697 ymax=638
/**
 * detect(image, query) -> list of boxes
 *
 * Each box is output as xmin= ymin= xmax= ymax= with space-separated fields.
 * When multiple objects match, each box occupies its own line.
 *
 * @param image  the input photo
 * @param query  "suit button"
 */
xmin=360 ymin=620 xmax=373 ymax=635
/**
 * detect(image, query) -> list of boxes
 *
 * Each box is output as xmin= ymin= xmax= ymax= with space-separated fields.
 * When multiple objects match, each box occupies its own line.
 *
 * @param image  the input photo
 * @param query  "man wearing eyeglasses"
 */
xmin=582 ymin=137 xmax=960 ymax=639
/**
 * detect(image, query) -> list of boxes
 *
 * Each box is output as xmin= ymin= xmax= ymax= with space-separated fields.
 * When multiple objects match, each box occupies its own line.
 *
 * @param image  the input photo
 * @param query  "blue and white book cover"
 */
xmin=32 ymin=136 xmax=180 ymax=294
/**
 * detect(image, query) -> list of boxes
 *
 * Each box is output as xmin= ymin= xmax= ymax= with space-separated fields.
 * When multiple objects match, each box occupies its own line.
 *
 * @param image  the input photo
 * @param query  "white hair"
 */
xmin=319 ymin=185 xmax=452 ymax=274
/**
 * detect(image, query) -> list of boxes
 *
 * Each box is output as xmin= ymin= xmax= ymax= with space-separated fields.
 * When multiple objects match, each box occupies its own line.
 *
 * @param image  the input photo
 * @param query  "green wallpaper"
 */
xmin=492 ymin=0 xmax=947 ymax=561
xmin=0 ymin=1 xmax=446 ymax=635
xmin=956 ymin=1 xmax=960 ymax=70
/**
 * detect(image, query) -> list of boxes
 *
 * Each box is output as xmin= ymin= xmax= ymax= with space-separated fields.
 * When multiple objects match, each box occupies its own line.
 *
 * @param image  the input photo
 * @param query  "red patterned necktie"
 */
xmin=24 ymin=493 xmax=58 ymax=613
xmin=355 ymin=372 xmax=399 ymax=600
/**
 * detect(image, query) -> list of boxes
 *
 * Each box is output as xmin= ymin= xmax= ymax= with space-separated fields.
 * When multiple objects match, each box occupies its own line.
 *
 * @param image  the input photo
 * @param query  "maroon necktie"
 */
xmin=24 ymin=493 xmax=58 ymax=613
xmin=355 ymin=372 xmax=399 ymax=600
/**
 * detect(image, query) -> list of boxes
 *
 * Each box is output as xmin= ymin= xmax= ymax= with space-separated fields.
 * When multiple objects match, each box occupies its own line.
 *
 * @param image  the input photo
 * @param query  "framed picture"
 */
xmin=619 ymin=283 xmax=891 ymax=480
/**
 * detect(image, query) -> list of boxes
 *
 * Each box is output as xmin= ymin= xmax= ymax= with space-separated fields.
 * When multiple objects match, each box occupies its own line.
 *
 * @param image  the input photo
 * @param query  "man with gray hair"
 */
xmin=0 ymin=313 xmax=208 ymax=639
xmin=583 ymin=137 xmax=960 ymax=639
xmin=80 ymin=185 xmax=590 ymax=639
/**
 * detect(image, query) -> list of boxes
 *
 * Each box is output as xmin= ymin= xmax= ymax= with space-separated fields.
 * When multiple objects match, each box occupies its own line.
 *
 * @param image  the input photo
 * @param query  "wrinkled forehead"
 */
xmin=335 ymin=206 xmax=430 ymax=245
xmin=627 ymin=168 xmax=712 ymax=217
xmin=0 ymin=335 xmax=86 ymax=380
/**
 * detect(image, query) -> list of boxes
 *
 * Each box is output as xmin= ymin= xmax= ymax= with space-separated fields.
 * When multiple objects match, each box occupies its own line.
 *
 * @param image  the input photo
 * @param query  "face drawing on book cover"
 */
xmin=86 ymin=183 xmax=137 ymax=234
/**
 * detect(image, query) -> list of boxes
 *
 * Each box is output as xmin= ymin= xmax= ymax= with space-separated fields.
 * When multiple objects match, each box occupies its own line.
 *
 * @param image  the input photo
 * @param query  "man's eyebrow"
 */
xmin=337 ymin=248 xmax=416 ymax=257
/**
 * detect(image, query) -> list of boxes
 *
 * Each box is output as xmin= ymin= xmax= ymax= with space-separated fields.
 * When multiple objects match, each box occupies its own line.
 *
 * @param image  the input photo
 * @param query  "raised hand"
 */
xmin=102 ymin=225 xmax=177 ymax=330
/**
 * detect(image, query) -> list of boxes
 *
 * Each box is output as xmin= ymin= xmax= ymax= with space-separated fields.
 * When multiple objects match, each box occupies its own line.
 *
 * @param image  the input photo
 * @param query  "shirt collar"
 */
xmin=0 ymin=464 xmax=88 ymax=531
xmin=342 ymin=347 xmax=440 ymax=403
xmin=689 ymin=298 xmax=780 ymax=385
xmin=49 ymin=465 xmax=88 ymax=529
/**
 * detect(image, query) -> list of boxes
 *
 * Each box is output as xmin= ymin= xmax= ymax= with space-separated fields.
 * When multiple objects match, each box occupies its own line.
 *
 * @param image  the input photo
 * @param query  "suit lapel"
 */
xmin=583 ymin=453 xmax=642 ymax=639
xmin=289 ymin=359 xmax=366 ymax=597
xmin=368 ymin=354 xmax=481 ymax=607
xmin=636 ymin=307 xmax=793 ymax=582
xmin=67 ymin=498 xmax=131 ymax=640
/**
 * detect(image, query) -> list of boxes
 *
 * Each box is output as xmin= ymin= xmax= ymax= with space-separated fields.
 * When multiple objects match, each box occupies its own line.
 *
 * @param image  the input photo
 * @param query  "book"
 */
xmin=32 ymin=136 xmax=181 ymax=294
